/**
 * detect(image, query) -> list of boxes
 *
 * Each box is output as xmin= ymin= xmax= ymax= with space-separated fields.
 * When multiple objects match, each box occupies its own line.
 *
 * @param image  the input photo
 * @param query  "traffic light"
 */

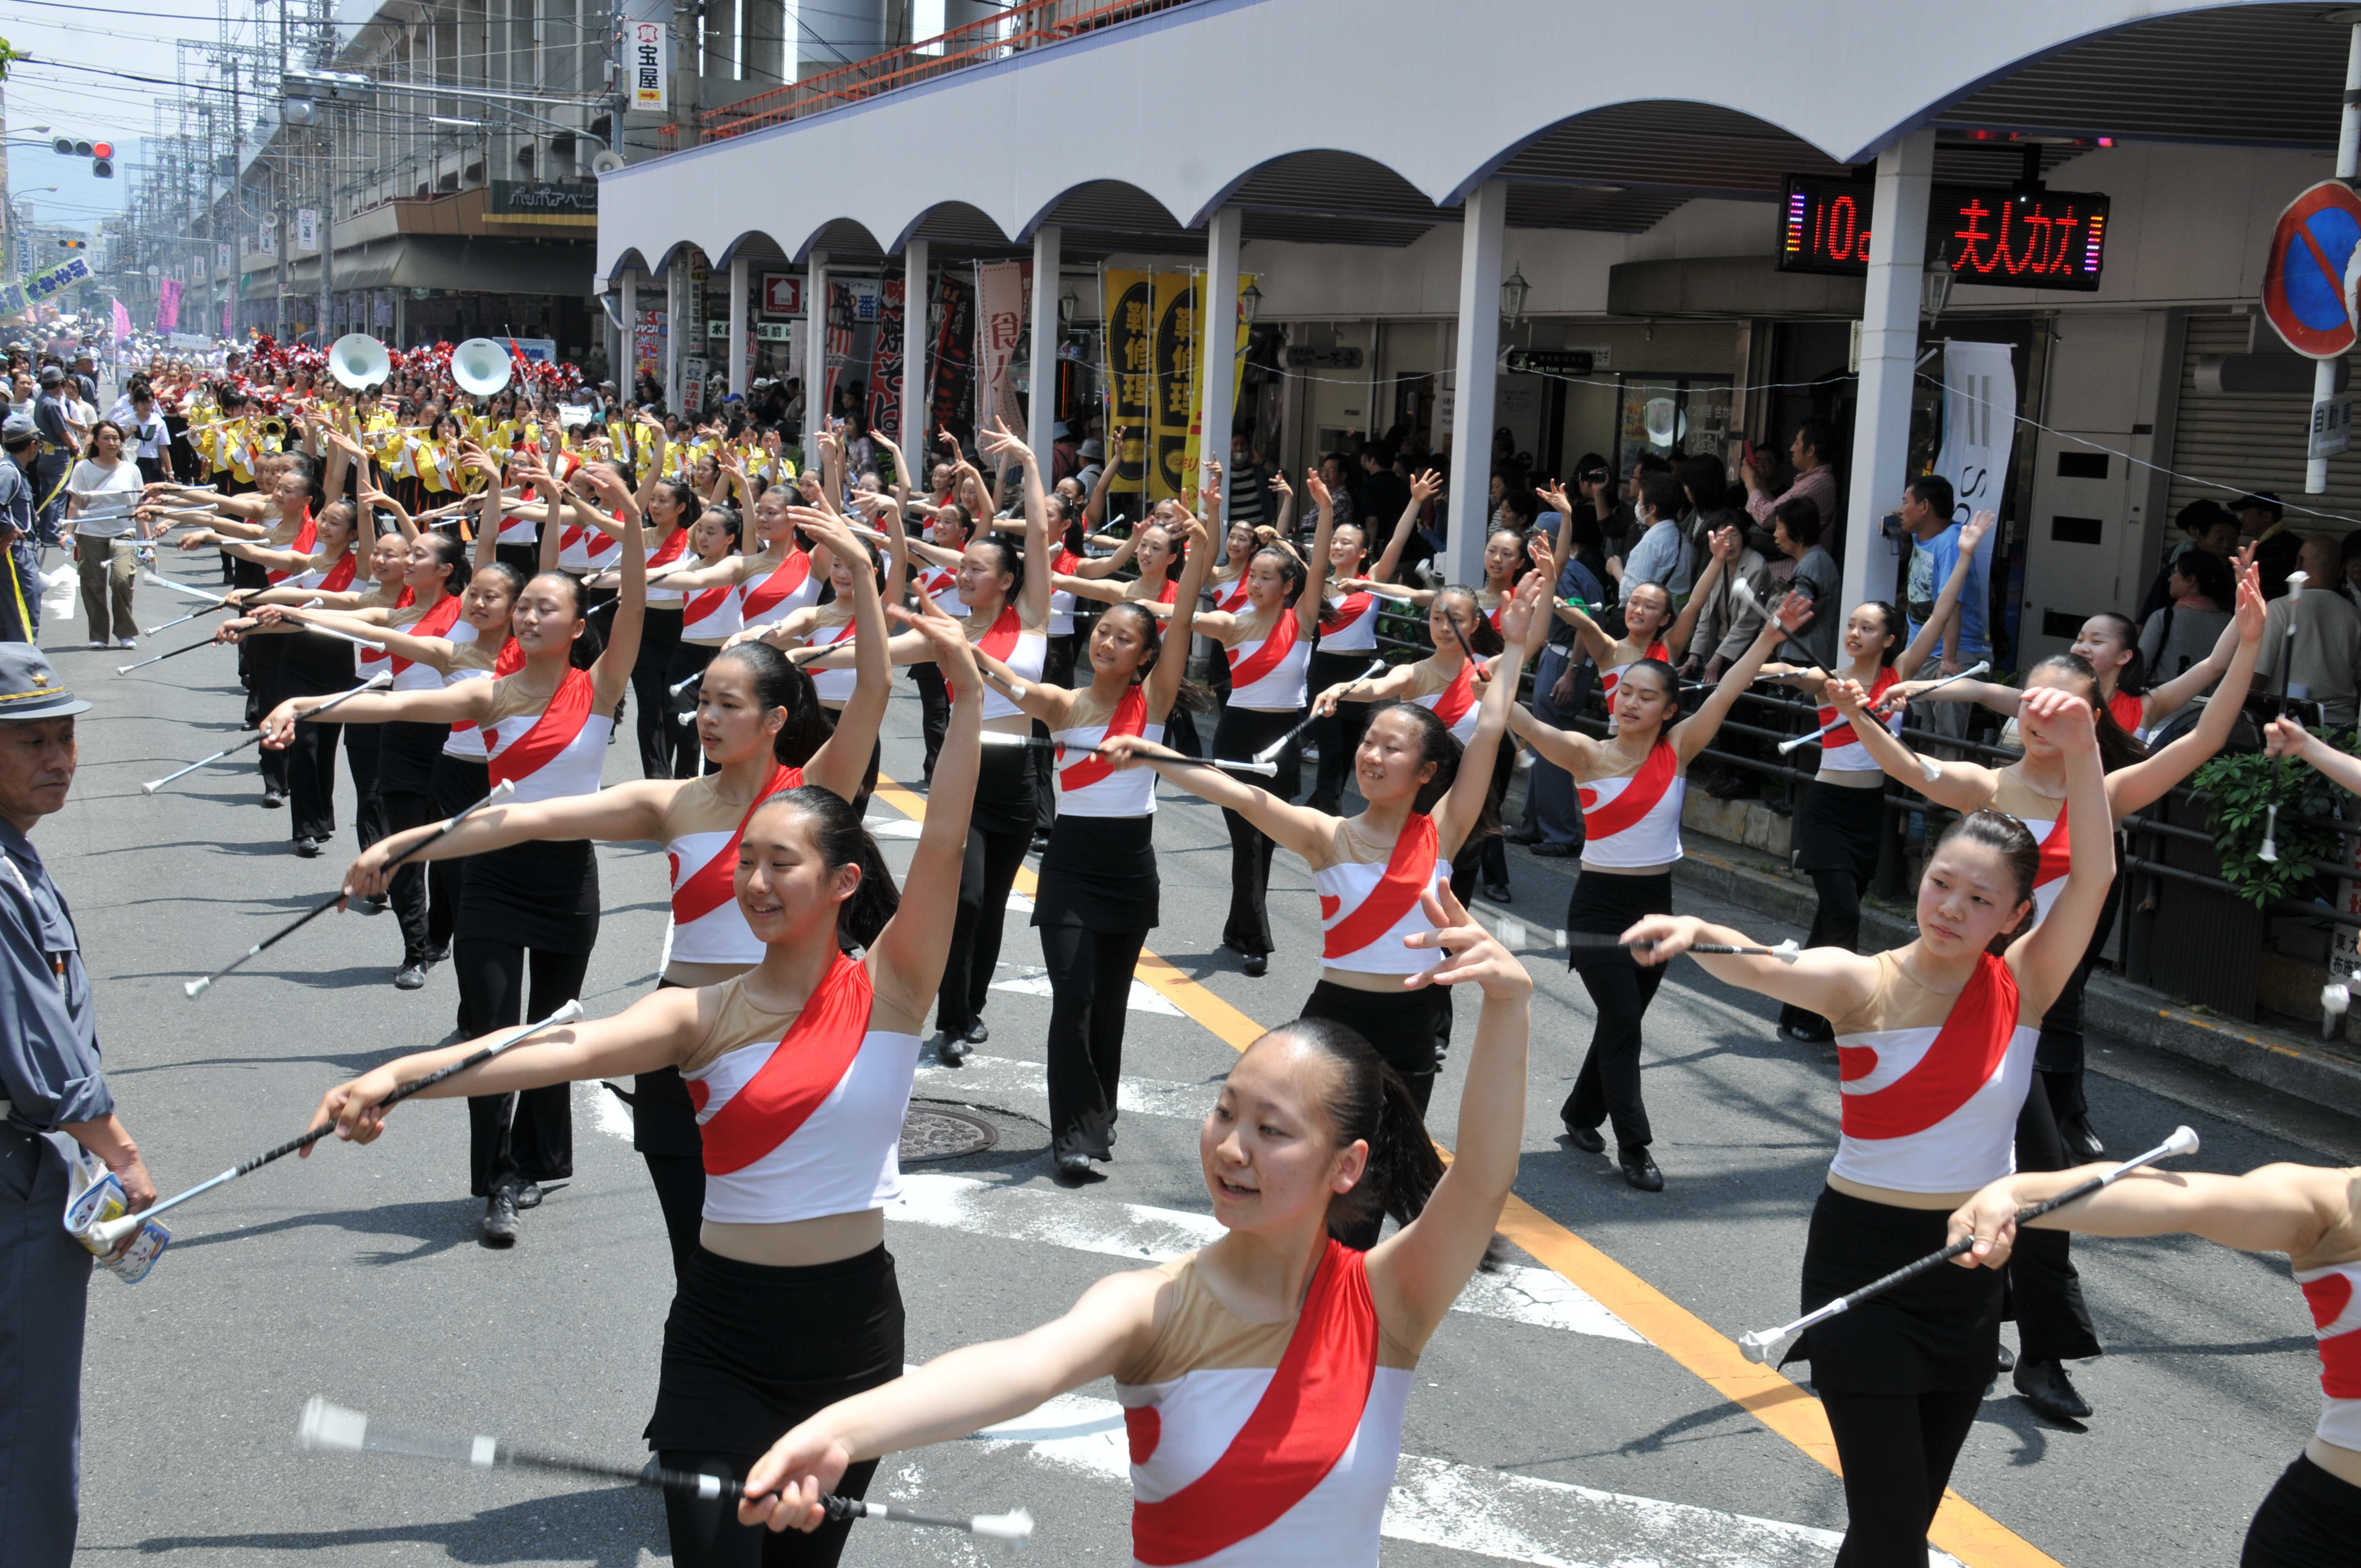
xmin=57 ymin=239 xmax=86 ymax=249
xmin=51 ymin=136 xmax=116 ymax=178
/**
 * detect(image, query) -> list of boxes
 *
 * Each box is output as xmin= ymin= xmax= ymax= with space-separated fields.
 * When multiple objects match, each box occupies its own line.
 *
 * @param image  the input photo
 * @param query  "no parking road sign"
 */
xmin=2265 ymin=179 xmax=2361 ymax=359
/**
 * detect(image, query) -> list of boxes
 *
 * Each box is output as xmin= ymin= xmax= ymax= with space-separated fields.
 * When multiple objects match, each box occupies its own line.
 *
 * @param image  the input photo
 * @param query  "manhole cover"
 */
xmin=900 ymin=1106 xmax=999 ymax=1162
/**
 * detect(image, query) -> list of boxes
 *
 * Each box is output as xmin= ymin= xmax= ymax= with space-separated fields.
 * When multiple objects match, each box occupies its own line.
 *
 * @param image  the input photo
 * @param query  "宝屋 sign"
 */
xmin=632 ymin=21 xmax=670 ymax=112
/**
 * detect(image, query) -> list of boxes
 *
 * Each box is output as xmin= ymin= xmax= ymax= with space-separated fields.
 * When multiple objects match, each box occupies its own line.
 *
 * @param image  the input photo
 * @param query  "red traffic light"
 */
xmin=92 ymin=141 xmax=114 ymax=160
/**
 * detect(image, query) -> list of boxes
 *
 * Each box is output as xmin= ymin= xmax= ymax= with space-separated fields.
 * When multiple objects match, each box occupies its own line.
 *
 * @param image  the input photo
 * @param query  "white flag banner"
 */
xmin=1930 ymin=339 xmax=2014 ymax=617
xmin=296 ymin=209 xmax=319 ymax=252
xmin=975 ymin=260 xmax=1027 ymax=436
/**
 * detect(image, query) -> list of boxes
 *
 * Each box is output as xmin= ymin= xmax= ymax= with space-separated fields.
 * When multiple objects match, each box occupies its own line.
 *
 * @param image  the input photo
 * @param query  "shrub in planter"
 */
xmin=2191 ymin=737 xmax=2359 ymax=907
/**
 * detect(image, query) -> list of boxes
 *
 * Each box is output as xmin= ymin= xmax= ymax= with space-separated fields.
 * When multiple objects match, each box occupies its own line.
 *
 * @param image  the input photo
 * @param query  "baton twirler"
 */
xmin=1254 ymin=656 xmax=1386 ymax=764
xmin=142 ymin=672 xmax=391 ymax=792
xmin=296 ymin=1398 xmax=1033 ymax=1549
xmin=1777 ymin=661 xmax=1991 ymax=755
xmin=184 ymin=778 xmax=518 ymax=997
xmin=85 ymin=1001 xmax=585 ymax=1251
xmin=1733 ymin=1125 xmax=2200 ymax=1365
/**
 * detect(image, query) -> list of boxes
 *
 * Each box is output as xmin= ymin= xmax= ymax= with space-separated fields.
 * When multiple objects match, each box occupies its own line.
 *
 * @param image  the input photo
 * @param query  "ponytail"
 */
xmin=2027 ymin=652 xmax=2148 ymax=772
xmin=709 ymin=641 xmax=834 ymax=767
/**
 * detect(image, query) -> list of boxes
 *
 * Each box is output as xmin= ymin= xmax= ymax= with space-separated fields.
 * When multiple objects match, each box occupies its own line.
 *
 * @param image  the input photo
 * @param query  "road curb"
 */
xmin=1667 ymin=842 xmax=2361 ymax=1121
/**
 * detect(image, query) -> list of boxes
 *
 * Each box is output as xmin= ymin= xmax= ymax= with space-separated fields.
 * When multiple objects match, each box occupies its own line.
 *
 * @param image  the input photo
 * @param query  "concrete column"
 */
xmin=1840 ymin=127 xmax=1935 ymax=614
xmin=1198 ymin=206 xmax=1243 ymax=517
xmin=727 ymin=255 xmax=749 ymax=398
xmin=619 ymin=271 xmax=637 ymax=390
xmin=1029 ymin=224 xmax=1061 ymax=462
xmin=805 ymin=250 xmax=828 ymax=446
xmin=902 ymin=237 xmax=929 ymax=462
xmin=1445 ymin=179 xmax=1506 ymax=588
xmin=665 ymin=262 xmax=687 ymax=413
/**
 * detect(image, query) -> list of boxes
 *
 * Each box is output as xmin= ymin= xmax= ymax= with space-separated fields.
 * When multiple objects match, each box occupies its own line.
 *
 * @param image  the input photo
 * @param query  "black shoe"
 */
xmin=935 ymin=1031 xmax=971 ymax=1065
xmin=1777 ymin=1019 xmax=1833 ymax=1046
xmin=479 ymin=1185 xmax=520 ymax=1247
xmin=295 ymin=836 xmax=321 ymax=858
xmin=1618 ymin=1146 xmax=1664 ymax=1192
xmin=2014 ymin=1359 xmax=2092 ymax=1423
xmin=1531 ymin=842 xmax=1577 ymax=858
xmin=365 ymin=892 xmax=389 ymax=912
xmin=421 ymin=944 xmax=449 ymax=967
xmin=1242 ymin=953 xmax=1268 ymax=978
xmin=1482 ymin=880 xmax=1512 ymax=903
xmin=510 ymin=1180 xmax=544 ymax=1211
xmin=1994 ymin=1343 xmax=2016 ymax=1373
xmin=1504 ymin=830 xmax=1542 ymax=846
xmin=262 ymin=789 xmax=286 ymax=809
xmin=393 ymin=962 xmax=426 ymax=990
xmin=2060 ymin=1115 xmax=2106 ymax=1162
xmin=1053 ymin=1152 xmax=1098 ymax=1185
xmin=962 ymin=1020 xmax=991 ymax=1046
xmin=1563 ymin=1121 xmax=1604 ymax=1154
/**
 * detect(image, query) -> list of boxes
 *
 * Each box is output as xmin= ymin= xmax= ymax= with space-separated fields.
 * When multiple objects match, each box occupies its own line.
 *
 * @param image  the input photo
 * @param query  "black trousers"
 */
xmin=247 ymin=633 xmax=286 ymax=796
xmin=1040 ymin=923 xmax=1148 ymax=1161
xmin=635 ymin=607 xmax=686 ymax=779
xmin=937 ymin=821 xmax=1032 ymax=1036
xmin=665 ymin=641 xmax=722 ymax=779
xmin=2008 ymin=1078 xmax=2101 ymax=1365
xmin=1779 ymin=868 xmax=1865 ymax=1041
xmin=2034 ymin=872 xmax=2123 ymax=1125
xmin=378 ymin=785 xmax=443 ymax=962
xmin=1820 ymin=1387 xmax=1985 ymax=1567
xmin=1305 ymin=647 xmax=1376 ymax=810
xmin=912 ymin=661 xmax=950 ymax=785
xmin=1036 ymin=634 xmax=1076 ymax=834
xmin=2243 ymin=1453 xmax=2361 ymax=1567
xmin=1565 ymin=960 xmax=1668 ymax=1150
xmin=1222 ymin=814 xmax=1281 ymax=958
xmin=453 ymin=940 xmax=585 ymax=1197
xmin=634 ymin=978 xmax=707 ymax=1286
xmin=344 ymin=720 xmax=388 ymax=854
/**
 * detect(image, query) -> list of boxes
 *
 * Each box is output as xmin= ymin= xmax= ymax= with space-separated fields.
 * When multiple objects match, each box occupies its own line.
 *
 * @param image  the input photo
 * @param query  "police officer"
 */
xmin=0 ymin=413 xmax=41 ymax=641
xmin=31 ymin=365 xmax=78 ymax=548
xmin=0 ymin=645 xmax=154 ymax=1564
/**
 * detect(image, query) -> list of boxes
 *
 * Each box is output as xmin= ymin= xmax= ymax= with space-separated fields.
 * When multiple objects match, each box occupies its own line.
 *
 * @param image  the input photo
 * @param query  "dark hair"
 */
xmin=747 ymin=783 xmax=900 ymax=948
xmin=89 ymin=418 xmax=126 ymax=450
xmin=652 ymin=477 xmax=698 ymax=522
xmin=1251 ymin=543 xmax=1307 ymax=605
xmin=2026 ymin=651 xmax=2148 ymax=771
xmin=2177 ymin=498 xmax=2234 ymax=538
xmin=1794 ymin=417 xmax=1837 ymax=463
xmin=970 ymin=533 xmax=1024 ymax=598
xmin=1930 ymin=809 xmax=2042 ymax=952
xmin=1676 ymin=453 xmax=1730 ymax=512
xmin=525 ymin=569 xmax=603 ymax=670
xmin=1434 ymin=584 xmax=1504 ymax=657
xmin=699 ymin=504 xmax=744 ymax=552
xmin=1574 ymin=450 xmax=1611 ymax=483
xmin=419 ymin=530 xmax=471 ymax=597
xmin=1633 ymin=451 xmax=1673 ymax=479
xmin=706 ymin=640 xmax=834 ymax=767
xmin=2172 ymin=547 xmax=2234 ymax=607
xmin=1362 ymin=699 xmax=1462 ymax=813
xmin=1619 ymin=657 xmax=1685 ymax=725
xmin=934 ymin=501 xmax=973 ymax=541
xmin=1638 ymin=472 xmax=1687 ymax=522
xmin=475 ymin=560 xmax=527 ymax=600
xmin=1258 ymin=1016 xmax=1457 ymax=1254
xmin=2075 ymin=609 xmax=2148 ymax=698
xmin=1772 ymin=495 xmax=1823 ymax=548
xmin=1855 ymin=600 xmax=1903 ymax=664
xmin=1905 ymin=473 xmax=1955 ymax=518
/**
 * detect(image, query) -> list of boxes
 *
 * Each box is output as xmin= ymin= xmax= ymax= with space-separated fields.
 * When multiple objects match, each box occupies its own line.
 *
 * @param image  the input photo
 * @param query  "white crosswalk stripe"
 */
xmin=988 ymin=963 xmax=1183 ymax=1016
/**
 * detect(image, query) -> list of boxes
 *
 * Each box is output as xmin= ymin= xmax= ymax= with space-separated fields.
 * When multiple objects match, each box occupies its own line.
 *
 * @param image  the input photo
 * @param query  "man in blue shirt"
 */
xmin=0 ymin=645 xmax=154 ymax=1565
xmin=1898 ymin=474 xmax=1989 ymax=744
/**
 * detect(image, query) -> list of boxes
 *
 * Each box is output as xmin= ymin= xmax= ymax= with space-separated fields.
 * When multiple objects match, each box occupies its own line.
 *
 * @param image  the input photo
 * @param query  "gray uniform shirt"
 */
xmin=0 ymin=818 xmax=111 ymax=1133
xmin=0 ymin=458 xmax=31 ymax=540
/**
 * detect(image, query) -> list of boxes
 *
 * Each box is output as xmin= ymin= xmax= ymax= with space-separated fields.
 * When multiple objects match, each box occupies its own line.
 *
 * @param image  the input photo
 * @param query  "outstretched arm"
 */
xmin=868 ymin=612 xmax=985 ymax=1027
xmin=1436 ymin=577 xmax=1541 ymax=854
xmin=2106 ymin=559 xmax=2266 ymax=817
xmin=1668 ymin=600 xmax=1793 ymax=766
xmin=1831 ymin=674 xmax=2003 ymax=812
xmin=2267 ymin=715 xmax=2361 ymax=794
xmin=1097 ymin=734 xmax=1335 ymax=861
xmin=1948 ymin=1163 xmax=2347 ymax=1271
xmin=2006 ymin=688 xmax=2113 ymax=1011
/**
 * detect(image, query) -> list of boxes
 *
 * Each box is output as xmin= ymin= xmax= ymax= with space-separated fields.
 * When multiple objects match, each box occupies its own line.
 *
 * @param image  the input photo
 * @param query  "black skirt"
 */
xmin=1214 ymin=704 xmax=1303 ymax=801
xmin=378 ymin=720 xmax=449 ymax=797
xmin=1034 ymin=812 xmax=1158 ymax=932
xmin=431 ymin=752 xmax=490 ymax=817
xmin=457 ymin=836 xmax=600 ymax=952
xmin=1796 ymin=778 xmax=1886 ymax=880
xmin=1299 ymin=977 xmax=1451 ymax=1087
xmin=270 ymin=627 xmax=358 ymax=697
xmin=645 ymin=1243 xmax=905 ymax=1455
xmin=2244 ymin=1453 xmax=2361 ymax=1568
xmin=1793 ymin=1184 xmax=2002 ymax=1395
xmin=1565 ymin=869 xmax=1673 ymax=971
xmin=971 ymin=740 xmax=1037 ymax=838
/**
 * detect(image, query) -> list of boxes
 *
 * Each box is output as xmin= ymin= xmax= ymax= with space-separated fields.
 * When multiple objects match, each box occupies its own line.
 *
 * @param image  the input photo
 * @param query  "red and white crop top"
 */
xmin=1579 ymin=741 xmax=1685 ymax=869
xmin=1819 ymin=667 xmax=1905 ymax=772
xmin=2296 ymin=1257 xmax=2361 ymax=1452
xmin=556 ymin=510 xmax=619 ymax=573
xmin=805 ymin=611 xmax=859 ymax=705
xmin=1048 ymin=547 xmax=1082 ymax=636
xmin=915 ymin=560 xmax=967 ymax=619
xmin=1825 ymin=950 xmax=2038 ymax=1193
xmin=1212 ymin=573 xmax=1251 ymax=616
xmin=1312 ymin=815 xmax=1453 ymax=977
xmin=682 ymin=954 xmax=921 ymax=1225
xmin=388 ymin=593 xmax=466 ymax=693
xmin=1318 ymin=584 xmax=1383 ymax=654
xmin=1226 ymin=608 xmax=1308 ymax=712
xmin=739 ymin=546 xmax=820 ymax=630
xmin=665 ymin=763 xmax=804 ymax=967
xmin=1601 ymin=639 xmax=1671 ymax=712
xmin=1403 ymin=656 xmax=1481 ymax=744
xmin=437 ymin=619 xmax=513 ymax=760
xmin=355 ymin=585 xmax=413 ymax=677
xmin=969 ymin=603 xmax=1047 ymax=722
xmin=681 ymin=563 xmax=746 ymax=643
xmin=1115 ymin=1240 xmax=1416 ymax=1568
xmin=1989 ymin=771 xmax=2075 ymax=922
xmin=480 ymin=667 xmax=611 ymax=802
xmin=1054 ymin=686 xmax=1161 ymax=818
xmin=287 ymin=548 xmax=357 ymax=596
xmin=643 ymin=525 xmax=693 ymax=609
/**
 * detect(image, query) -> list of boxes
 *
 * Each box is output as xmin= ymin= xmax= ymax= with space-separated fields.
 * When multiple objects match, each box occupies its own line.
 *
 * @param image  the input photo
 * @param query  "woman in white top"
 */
xmin=1302 ymin=467 xmax=1421 ymax=814
xmin=309 ymin=611 xmax=982 ymax=1568
xmin=1622 ymin=685 xmax=2114 ymax=1568
xmin=67 ymin=420 xmax=150 ymax=649
xmin=733 ymin=886 xmax=1532 ymax=1568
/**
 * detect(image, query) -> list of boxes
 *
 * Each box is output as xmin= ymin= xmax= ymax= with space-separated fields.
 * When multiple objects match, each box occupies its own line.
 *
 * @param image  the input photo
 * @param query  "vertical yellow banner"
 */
xmin=1101 ymin=269 xmax=1154 ymax=494
xmin=1182 ymin=272 xmax=1258 ymax=489
xmin=1150 ymin=271 xmax=1196 ymax=503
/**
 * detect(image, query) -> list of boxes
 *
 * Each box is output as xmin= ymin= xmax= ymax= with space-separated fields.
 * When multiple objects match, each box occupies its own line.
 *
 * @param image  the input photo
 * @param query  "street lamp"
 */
xmin=1499 ymin=263 xmax=1529 ymax=330
xmin=1240 ymin=279 xmax=1263 ymax=326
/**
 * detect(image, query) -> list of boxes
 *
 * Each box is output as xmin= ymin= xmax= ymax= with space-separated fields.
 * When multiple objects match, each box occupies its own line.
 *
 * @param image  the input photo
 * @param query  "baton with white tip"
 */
xmin=1565 ymin=932 xmax=1802 ymax=962
xmin=977 ymin=731 xmax=1279 ymax=776
xmin=86 ymin=1001 xmax=584 ymax=1250
xmin=1777 ymin=661 xmax=1990 ymax=754
xmin=117 ymin=635 xmax=229 ymax=675
xmin=139 ymin=600 xmax=238 ymax=638
xmin=1254 ymin=657 xmax=1386 ymax=763
xmin=2261 ymin=571 xmax=2309 ymax=865
xmin=295 ymin=1398 xmax=1033 ymax=1550
xmin=140 ymin=568 xmax=233 ymax=603
xmin=142 ymin=671 xmax=391 ymax=792
xmin=183 ymin=779 xmax=519 ymax=998
xmin=1733 ymin=1125 xmax=2201 ymax=1365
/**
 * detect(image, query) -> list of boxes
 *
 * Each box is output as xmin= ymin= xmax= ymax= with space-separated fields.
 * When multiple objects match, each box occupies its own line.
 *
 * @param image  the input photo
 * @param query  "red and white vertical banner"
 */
xmin=867 ymin=275 xmax=906 ymax=446
xmin=975 ymin=259 xmax=1029 ymax=437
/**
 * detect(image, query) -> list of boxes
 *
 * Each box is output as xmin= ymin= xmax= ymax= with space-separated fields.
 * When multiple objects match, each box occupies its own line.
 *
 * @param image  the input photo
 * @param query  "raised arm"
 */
xmin=1366 ymin=895 xmax=1531 ymax=1344
xmin=1149 ymin=515 xmax=1218 ymax=721
xmin=1069 ymin=527 xmax=1140 ymax=580
xmin=1668 ymin=598 xmax=1794 ymax=766
xmin=868 ymin=611 xmax=984 ymax=1027
xmin=1365 ymin=470 xmax=1429 ymax=586
xmin=1435 ymin=577 xmax=1541 ymax=854
xmin=1893 ymin=511 xmax=1993 ymax=680
xmin=1296 ymin=469 xmax=1337 ymax=638
xmin=581 ymin=466 xmax=645 ymax=706
xmin=1660 ymin=545 xmax=1723 ymax=661
xmin=2006 ymin=688 xmax=2113 ymax=1011
xmin=795 ymin=510 xmax=892 ymax=805
xmin=1553 ymin=596 xmax=1620 ymax=668
xmin=2106 ymin=559 xmax=2265 ymax=817
xmin=978 ymin=420 xmax=1051 ymax=627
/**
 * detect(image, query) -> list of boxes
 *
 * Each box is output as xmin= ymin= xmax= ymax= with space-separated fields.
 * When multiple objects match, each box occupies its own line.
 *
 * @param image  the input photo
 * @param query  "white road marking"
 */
xmin=964 ymin=1388 xmax=1952 ymax=1568
xmin=864 ymin=816 xmax=924 ymax=839
xmin=987 ymin=964 xmax=1183 ymax=1016
xmin=917 ymin=1051 xmax=1218 ymax=1119
xmin=890 ymin=1173 xmax=1642 ymax=1343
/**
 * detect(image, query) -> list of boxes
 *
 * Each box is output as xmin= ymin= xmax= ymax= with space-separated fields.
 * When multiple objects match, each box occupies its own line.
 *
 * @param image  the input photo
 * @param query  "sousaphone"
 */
xmin=329 ymin=333 xmax=392 ymax=389
xmin=450 ymin=337 xmax=514 ymax=397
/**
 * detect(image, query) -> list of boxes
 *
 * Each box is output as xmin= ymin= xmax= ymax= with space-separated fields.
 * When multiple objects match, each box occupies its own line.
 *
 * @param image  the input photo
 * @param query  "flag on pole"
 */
xmin=158 ymin=279 xmax=183 ymax=332
xmin=111 ymin=297 xmax=132 ymax=342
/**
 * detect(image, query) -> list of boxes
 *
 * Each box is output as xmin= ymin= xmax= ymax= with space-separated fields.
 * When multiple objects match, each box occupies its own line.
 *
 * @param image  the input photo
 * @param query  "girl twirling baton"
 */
xmin=1621 ymin=682 xmax=2115 ymax=1566
xmin=309 ymin=611 xmax=983 ymax=1568
xmin=1948 ymin=1158 xmax=2361 ymax=1566
xmin=342 ymin=509 xmax=889 ymax=1277
xmin=734 ymin=885 xmax=1531 ymax=1566
xmin=1504 ymin=583 xmax=1800 ymax=1191
xmin=265 ymin=464 xmax=646 ymax=1246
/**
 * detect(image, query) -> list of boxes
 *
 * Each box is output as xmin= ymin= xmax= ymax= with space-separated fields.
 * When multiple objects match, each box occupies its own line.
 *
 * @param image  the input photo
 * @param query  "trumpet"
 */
xmin=257 ymin=415 xmax=289 ymax=443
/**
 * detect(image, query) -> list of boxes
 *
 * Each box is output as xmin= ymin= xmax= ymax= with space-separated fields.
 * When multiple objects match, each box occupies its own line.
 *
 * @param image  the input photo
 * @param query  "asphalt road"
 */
xmin=38 ymin=566 xmax=2341 ymax=1568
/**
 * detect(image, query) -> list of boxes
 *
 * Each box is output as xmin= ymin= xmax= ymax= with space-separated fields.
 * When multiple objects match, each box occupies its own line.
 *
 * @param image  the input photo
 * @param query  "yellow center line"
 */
xmin=872 ymin=773 xmax=2061 ymax=1568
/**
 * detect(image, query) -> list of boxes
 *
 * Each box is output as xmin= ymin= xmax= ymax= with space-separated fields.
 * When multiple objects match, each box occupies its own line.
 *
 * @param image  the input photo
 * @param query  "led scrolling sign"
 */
xmin=1778 ymin=174 xmax=2110 ymax=292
